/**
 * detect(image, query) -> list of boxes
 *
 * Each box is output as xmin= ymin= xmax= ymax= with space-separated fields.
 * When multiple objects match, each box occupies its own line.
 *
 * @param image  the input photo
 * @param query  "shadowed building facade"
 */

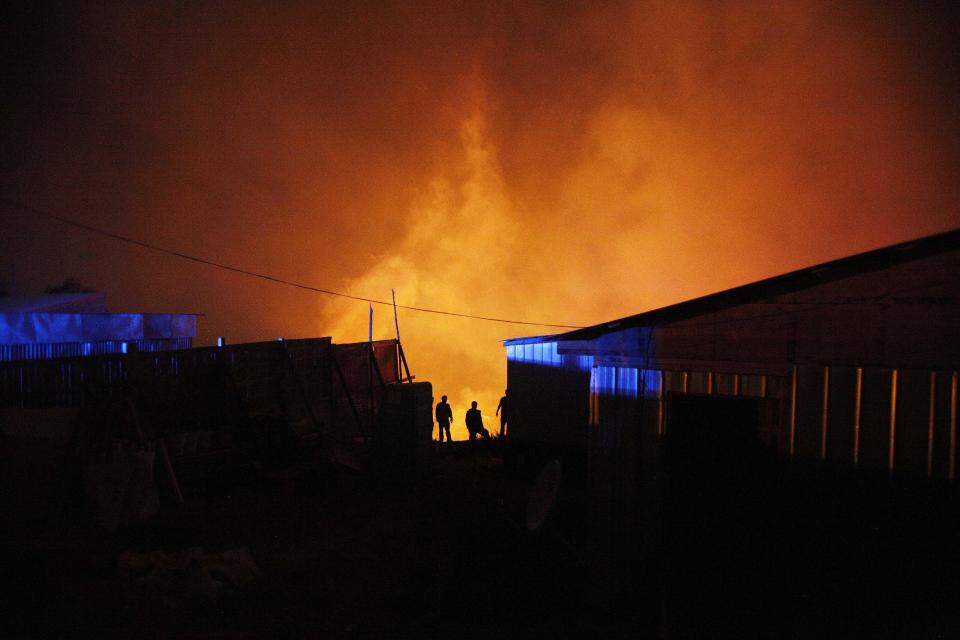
xmin=504 ymin=228 xmax=960 ymax=607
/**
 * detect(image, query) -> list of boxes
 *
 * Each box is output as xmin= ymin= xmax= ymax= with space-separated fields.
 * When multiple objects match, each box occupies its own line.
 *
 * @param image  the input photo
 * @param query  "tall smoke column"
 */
xmin=323 ymin=112 xmax=522 ymax=439
xmin=2 ymin=1 xmax=958 ymax=442
xmin=319 ymin=2 xmax=959 ymax=439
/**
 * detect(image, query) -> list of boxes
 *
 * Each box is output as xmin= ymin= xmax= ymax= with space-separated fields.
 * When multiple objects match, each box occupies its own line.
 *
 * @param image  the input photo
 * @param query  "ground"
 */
xmin=3 ymin=443 xmax=960 ymax=638
xmin=0 ymin=442 xmax=595 ymax=639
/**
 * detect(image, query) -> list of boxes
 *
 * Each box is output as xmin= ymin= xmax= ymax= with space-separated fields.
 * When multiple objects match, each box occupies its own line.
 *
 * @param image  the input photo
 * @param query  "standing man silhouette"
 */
xmin=496 ymin=388 xmax=510 ymax=438
xmin=435 ymin=395 xmax=453 ymax=445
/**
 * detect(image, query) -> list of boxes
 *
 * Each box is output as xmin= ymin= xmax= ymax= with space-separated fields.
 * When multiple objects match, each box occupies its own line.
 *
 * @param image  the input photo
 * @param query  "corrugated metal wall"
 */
xmin=0 ymin=338 xmax=400 ymax=446
xmin=0 ymin=338 xmax=193 ymax=362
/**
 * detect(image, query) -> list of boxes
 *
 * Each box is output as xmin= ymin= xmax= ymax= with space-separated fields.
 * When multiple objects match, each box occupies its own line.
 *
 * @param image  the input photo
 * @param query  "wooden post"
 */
xmin=391 ymin=290 xmax=401 ymax=342
xmin=733 ymin=373 xmax=740 ymax=397
xmin=682 ymin=371 xmax=689 ymax=394
xmin=398 ymin=342 xmax=413 ymax=383
xmin=391 ymin=290 xmax=413 ymax=383
xmin=707 ymin=371 xmax=713 ymax=395
xmin=760 ymin=375 xmax=767 ymax=399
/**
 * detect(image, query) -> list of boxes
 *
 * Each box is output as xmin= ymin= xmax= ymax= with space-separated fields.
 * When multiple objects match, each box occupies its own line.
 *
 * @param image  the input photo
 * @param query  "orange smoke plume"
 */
xmin=3 ymin=2 xmax=957 ymax=443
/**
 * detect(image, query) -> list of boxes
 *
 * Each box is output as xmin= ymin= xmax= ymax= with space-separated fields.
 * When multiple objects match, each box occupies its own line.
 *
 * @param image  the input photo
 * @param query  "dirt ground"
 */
xmin=0 ymin=443 xmax=604 ymax=639
xmin=4 ymin=442 xmax=960 ymax=639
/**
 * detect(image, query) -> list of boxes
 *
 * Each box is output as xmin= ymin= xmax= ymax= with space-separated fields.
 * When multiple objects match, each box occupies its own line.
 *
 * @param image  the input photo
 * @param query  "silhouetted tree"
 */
xmin=44 ymin=277 xmax=96 ymax=294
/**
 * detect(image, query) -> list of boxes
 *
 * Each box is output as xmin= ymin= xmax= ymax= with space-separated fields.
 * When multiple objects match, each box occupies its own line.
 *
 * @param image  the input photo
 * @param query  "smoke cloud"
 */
xmin=2 ymin=1 xmax=958 ymax=438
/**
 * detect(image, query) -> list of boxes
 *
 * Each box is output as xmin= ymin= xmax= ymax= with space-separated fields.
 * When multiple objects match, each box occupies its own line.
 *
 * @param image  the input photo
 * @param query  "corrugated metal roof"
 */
xmin=505 ymin=227 xmax=960 ymax=346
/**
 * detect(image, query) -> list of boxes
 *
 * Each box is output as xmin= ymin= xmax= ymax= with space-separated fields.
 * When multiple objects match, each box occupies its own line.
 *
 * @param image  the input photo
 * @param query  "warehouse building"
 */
xmin=505 ymin=229 xmax=960 ymax=606
xmin=505 ymin=228 xmax=959 ymax=481
xmin=0 ymin=292 xmax=197 ymax=361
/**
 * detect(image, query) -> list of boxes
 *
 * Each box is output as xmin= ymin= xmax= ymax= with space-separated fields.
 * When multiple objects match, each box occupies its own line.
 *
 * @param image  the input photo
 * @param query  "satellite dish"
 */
xmin=525 ymin=459 xmax=562 ymax=531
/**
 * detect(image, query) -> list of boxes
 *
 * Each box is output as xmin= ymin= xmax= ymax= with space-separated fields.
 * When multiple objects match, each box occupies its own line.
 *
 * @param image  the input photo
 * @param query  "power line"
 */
xmin=2 ymin=197 xmax=584 ymax=330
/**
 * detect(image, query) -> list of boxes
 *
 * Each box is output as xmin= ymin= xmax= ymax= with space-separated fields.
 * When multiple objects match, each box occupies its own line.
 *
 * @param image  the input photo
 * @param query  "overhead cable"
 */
xmin=2 ymin=197 xmax=584 ymax=329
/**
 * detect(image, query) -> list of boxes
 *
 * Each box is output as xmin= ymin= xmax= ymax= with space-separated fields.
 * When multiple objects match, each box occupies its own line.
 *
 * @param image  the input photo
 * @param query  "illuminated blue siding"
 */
xmin=0 ymin=310 xmax=197 ymax=362
xmin=506 ymin=340 xmax=592 ymax=370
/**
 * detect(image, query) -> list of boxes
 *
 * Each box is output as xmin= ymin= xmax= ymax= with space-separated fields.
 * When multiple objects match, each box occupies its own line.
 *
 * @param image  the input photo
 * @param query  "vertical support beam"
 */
xmin=950 ymin=372 xmax=958 ymax=482
xmin=398 ymin=342 xmax=413 ymax=383
xmin=368 ymin=306 xmax=374 ymax=419
xmin=853 ymin=367 xmax=863 ymax=465
xmin=657 ymin=370 xmax=665 ymax=437
xmin=888 ymin=369 xmax=898 ymax=473
xmin=707 ymin=371 xmax=713 ymax=395
xmin=682 ymin=371 xmax=689 ymax=394
xmin=789 ymin=366 xmax=798 ymax=457
xmin=820 ymin=366 xmax=830 ymax=461
xmin=391 ymin=289 xmax=401 ymax=343
xmin=760 ymin=375 xmax=767 ymax=399
xmin=927 ymin=371 xmax=937 ymax=478
xmin=733 ymin=373 xmax=740 ymax=396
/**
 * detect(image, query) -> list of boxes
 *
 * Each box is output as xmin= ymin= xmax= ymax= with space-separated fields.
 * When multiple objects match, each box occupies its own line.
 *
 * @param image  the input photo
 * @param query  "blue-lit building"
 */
xmin=504 ymin=229 xmax=960 ymax=603
xmin=505 ymin=228 xmax=960 ymax=479
xmin=0 ymin=293 xmax=197 ymax=361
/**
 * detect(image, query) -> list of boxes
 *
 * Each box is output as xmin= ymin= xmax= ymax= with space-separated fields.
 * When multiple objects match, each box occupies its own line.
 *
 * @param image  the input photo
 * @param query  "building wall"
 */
xmin=505 ymin=342 xmax=591 ymax=447
xmin=509 ymin=246 xmax=960 ymax=480
xmin=0 ymin=312 xmax=198 ymax=362
xmin=647 ymin=249 xmax=960 ymax=370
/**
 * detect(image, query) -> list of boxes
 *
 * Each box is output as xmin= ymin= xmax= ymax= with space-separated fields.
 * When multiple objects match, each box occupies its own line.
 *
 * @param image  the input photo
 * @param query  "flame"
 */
xmin=322 ymin=111 xmax=517 ymax=440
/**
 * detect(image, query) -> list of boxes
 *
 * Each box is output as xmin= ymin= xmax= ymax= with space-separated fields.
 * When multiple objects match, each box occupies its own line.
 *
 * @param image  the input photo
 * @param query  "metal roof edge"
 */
xmin=502 ymin=334 xmax=560 ymax=346
xmin=554 ymin=227 xmax=960 ymax=342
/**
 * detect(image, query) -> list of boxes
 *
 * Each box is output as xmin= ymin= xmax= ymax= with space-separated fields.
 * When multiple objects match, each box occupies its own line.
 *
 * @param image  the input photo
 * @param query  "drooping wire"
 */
xmin=1 ymin=197 xmax=584 ymax=330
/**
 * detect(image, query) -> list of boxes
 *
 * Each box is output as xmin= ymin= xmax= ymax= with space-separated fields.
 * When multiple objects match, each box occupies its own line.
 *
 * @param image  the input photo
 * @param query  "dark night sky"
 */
xmin=2 ymin=1 xmax=958 ymax=432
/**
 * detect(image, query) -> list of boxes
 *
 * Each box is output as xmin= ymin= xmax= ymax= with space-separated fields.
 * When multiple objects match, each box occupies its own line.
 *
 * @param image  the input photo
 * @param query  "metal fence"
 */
xmin=0 ymin=337 xmax=400 ymax=445
xmin=0 ymin=338 xmax=194 ymax=363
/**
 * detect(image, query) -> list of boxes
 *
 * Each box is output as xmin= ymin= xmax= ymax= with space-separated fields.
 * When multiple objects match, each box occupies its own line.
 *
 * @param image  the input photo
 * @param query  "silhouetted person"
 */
xmin=496 ymin=389 xmax=510 ymax=437
xmin=435 ymin=395 xmax=453 ymax=444
xmin=465 ymin=401 xmax=489 ymax=441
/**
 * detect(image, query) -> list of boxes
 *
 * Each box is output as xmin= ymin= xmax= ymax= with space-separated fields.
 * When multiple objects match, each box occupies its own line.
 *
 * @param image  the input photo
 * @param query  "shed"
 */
xmin=504 ymin=228 xmax=960 ymax=606
xmin=505 ymin=228 xmax=960 ymax=479
xmin=0 ymin=294 xmax=198 ymax=361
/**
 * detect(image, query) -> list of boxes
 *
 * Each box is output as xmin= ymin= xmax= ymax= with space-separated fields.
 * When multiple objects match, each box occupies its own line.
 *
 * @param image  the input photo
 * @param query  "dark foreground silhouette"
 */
xmin=2 ymin=438 xmax=960 ymax=638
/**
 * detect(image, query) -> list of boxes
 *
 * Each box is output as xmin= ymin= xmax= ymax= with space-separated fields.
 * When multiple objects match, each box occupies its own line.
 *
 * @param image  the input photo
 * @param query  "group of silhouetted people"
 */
xmin=435 ymin=389 xmax=510 ymax=444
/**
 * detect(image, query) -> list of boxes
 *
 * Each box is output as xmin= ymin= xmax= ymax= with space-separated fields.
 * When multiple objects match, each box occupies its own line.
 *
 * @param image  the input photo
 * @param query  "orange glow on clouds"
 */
xmin=3 ymin=2 xmax=958 ymax=442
